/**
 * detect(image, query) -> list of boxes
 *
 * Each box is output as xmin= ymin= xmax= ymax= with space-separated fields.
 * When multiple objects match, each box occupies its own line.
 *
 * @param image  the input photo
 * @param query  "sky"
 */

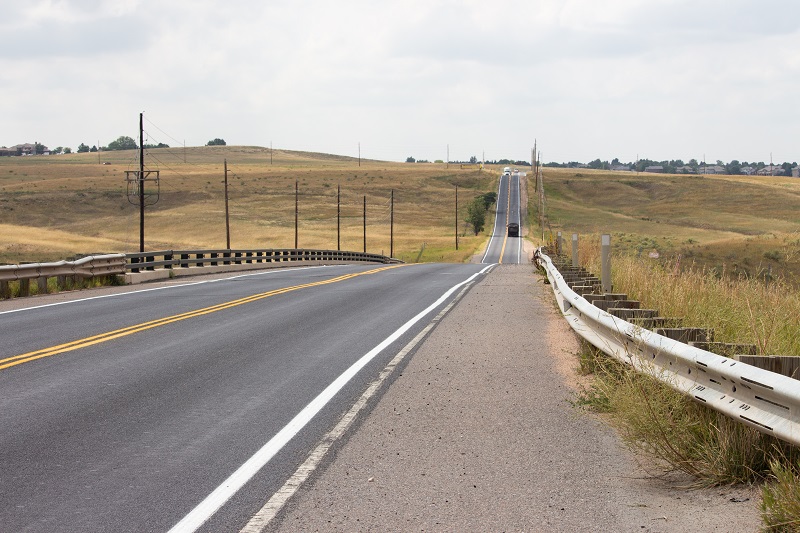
xmin=3 ymin=0 xmax=799 ymax=164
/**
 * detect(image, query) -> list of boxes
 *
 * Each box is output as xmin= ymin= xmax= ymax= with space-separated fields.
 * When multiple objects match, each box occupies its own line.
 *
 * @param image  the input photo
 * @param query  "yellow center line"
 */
xmin=0 ymin=264 xmax=406 ymax=372
xmin=498 ymin=175 xmax=512 ymax=264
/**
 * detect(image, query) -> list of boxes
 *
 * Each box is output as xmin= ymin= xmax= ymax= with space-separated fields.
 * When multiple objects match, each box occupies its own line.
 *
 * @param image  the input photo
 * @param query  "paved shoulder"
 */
xmin=269 ymin=265 xmax=759 ymax=532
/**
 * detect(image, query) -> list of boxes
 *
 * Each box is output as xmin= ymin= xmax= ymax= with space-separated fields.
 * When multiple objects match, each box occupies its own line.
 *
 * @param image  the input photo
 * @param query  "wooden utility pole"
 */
xmin=390 ymin=189 xmax=394 ymax=258
xmin=224 ymin=159 xmax=231 ymax=249
xmin=138 ymin=114 xmax=145 ymax=253
xmin=295 ymin=180 xmax=299 ymax=249
xmin=363 ymin=195 xmax=366 ymax=253
xmin=337 ymin=184 xmax=341 ymax=251
xmin=455 ymin=184 xmax=459 ymax=250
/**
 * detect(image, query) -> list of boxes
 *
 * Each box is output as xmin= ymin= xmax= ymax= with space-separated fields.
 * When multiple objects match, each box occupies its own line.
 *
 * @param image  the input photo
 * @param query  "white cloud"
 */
xmin=1 ymin=0 xmax=799 ymax=163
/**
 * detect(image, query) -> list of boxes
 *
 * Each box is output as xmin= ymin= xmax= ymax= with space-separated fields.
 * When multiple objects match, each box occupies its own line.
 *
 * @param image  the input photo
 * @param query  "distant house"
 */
xmin=4 ymin=143 xmax=49 ymax=156
xmin=644 ymin=165 xmax=664 ymax=173
xmin=757 ymin=165 xmax=783 ymax=176
xmin=675 ymin=166 xmax=696 ymax=174
xmin=740 ymin=166 xmax=756 ymax=175
xmin=611 ymin=164 xmax=631 ymax=171
xmin=697 ymin=165 xmax=725 ymax=174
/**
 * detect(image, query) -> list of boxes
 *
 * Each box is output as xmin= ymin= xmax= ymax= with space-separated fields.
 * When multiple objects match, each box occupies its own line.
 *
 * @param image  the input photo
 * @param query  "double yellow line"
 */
xmin=0 ymin=265 xmax=405 ymax=372
xmin=498 ymin=174 xmax=512 ymax=264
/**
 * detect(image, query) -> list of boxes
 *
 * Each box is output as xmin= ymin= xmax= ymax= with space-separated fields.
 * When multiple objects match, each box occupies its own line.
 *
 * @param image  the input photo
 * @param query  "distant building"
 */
xmin=675 ymin=166 xmax=696 ymax=174
xmin=757 ymin=165 xmax=783 ymax=176
xmin=611 ymin=164 xmax=631 ymax=171
xmin=6 ymin=143 xmax=49 ymax=156
xmin=740 ymin=166 xmax=756 ymax=175
xmin=644 ymin=165 xmax=664 ymax=173
xmin=792 ymin=166 xmax=799 ymax=178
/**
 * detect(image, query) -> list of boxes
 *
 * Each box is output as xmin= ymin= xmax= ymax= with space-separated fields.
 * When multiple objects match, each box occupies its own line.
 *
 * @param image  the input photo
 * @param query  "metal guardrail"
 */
xmin=0 ymin=249 xmax=399 ymax=298
xmin=125 ymin=248 xmax=399 ymax=272
xmin=0 ymin=254 xmax=127 ymax=298
xmin=535 ymin=247 xmax=800 ymax=446
xmin=0 ymin=254 xmax=127 ymax=282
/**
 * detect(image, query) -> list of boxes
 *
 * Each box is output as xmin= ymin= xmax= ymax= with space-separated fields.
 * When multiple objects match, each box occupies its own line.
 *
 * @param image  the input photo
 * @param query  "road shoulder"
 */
xmin=268 ymin=265 xmax=759 ymax=532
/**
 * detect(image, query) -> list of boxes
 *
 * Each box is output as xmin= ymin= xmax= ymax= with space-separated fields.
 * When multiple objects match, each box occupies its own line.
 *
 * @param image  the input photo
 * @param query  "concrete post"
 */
xmin=601 ymin=234 xmax=612 ymax=293
xmin=557 ymin=231 xmax=563 ymax=255
xmin=571 ymin=233 xmax=579 ymax=267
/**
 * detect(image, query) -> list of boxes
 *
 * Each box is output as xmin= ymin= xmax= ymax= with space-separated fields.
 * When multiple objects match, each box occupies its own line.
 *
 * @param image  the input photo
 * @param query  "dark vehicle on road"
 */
xmin=507 ymin=223 xmax=519 ymax=237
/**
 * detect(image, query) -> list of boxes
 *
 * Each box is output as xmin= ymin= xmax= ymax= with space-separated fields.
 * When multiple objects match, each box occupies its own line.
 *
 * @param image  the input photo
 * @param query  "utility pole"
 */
xmin=390 ymin=189 xmax=394 ymax=258
xmin=363 ymin=195 xmax=366 ymax=253
xmin=337 ymin=183 xmax=341 ymax=251
xmin=295 ymin=180 xmax=299 ymax=249
xmin=124 ymin=112 xmax=159 ymax=256
xmin=138 ymin=115 xmax=145 ymax=253
xmin=224 ymin=159 xmax=231 ymax=249
xmin=455 ymin=184 xmax=459 ymax=250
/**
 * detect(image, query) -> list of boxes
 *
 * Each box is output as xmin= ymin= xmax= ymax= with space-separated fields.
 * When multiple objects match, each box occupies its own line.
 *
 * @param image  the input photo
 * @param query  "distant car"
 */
xmin=513 ymin=168 xmax=518 ymax=173
xmin=507 ymin=223 xmax=519 ymax=237
xmin=503 ymin=166 xmax=511 ymax=176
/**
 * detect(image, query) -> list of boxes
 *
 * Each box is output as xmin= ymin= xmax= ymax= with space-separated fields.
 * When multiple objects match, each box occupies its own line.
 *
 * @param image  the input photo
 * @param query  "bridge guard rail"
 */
xmin=534 ymin=247 xmax=800 ymax=446
xmin=125 ymin=248 xmax=399 ymax=272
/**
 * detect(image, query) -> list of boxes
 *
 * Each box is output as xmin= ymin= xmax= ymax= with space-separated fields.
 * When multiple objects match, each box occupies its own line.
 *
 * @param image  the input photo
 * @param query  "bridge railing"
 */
xmin=0 ymin=249 xmax=400 ymax=298
xmin=535 ymin=247 xmax=800 ymax=446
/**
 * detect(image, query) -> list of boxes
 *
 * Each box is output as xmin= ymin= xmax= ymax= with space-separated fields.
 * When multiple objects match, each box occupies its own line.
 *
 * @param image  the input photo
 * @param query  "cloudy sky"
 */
xmin=3 ymin=0 xmax=799 ymax=164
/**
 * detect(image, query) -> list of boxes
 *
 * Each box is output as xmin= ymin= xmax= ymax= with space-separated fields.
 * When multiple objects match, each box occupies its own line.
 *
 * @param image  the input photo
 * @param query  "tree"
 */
xmin=77 ymin=143 xmax=90 ymax=153
xmin=479 ymin=192 xmax=496 ymax=210
xmin=469 ymin=155 xmax=478 ymax=164
xmin=466 ymin=196 xmax=488 ymax=236
xmin=34 ymin=142 xmax=46 ymax=154
xmin=53 ymin=146 xmax=63 ymax=154
xmin=207 ymin=138 xmax=226 ymax=146
xmin=406 ymin=156 xmax=416 ymax=163
xmin=107 ymin=136 xmax=137 ymax=151
xmin=63 ymin=147 xmax=72 ymax=154
xmin=90 ymin=145 xmax=98 ymax=152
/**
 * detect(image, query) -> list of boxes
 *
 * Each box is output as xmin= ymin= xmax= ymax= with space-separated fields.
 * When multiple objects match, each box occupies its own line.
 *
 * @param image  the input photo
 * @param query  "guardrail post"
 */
xmin=0 ymin=280 xmax=9 ymax=299
xmin=571 ymin=233 xmax=579 ymax=267
xmin=37 ymin=277 xmax=48 ymax=295
xmin=556 ymin=231 xmax=563 ymax=255
xmin=19 ymin=278 xmax=30 ymax=297
xmin=601 ymin=233 xmax=612 ymax=293
xmin=164 ymin=252 xmax=173 ymax=270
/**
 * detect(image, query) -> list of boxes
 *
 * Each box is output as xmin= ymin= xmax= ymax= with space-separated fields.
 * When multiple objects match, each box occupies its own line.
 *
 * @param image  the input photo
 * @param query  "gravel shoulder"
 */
xmin=268 ymin=264 xmax=760 ymax=532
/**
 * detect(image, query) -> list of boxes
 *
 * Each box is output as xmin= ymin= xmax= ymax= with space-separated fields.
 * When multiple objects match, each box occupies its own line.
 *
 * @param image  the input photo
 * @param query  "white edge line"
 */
xmin=168 ymin=265 xmax=493 ymax=533
xmin=239 ymin=278 xmax=478 ymax=532
xmin=480 ymin=176 xmax=505 ymax=264
xmin=0 ymin=265 xmax=344 ymax=316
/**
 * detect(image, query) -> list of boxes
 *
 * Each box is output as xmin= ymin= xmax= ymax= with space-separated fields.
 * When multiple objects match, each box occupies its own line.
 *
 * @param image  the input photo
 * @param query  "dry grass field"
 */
xmin=534 ymin=167 xmax=800 ymax=284
xmin=0 ymin=147 xmax=499 ymax=264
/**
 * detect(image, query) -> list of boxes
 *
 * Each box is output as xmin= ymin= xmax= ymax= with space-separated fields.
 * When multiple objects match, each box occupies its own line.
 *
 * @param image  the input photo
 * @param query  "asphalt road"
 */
xmin=0 ymin=263 xmax=491 ymax=532
xmin=482 ymin=171 xmax=522 ymax=264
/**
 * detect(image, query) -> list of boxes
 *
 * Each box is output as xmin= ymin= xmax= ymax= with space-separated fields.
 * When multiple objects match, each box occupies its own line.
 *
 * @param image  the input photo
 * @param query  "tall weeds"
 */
xmin=567 ymin=238 xmax=800 ymax=527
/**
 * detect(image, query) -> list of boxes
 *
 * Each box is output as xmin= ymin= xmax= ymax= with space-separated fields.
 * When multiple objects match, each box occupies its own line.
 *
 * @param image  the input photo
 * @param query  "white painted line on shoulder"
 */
xmin=239 ymin=280 xmax=476 ymax=532
xmin=168 ymin=266 xmax=491 ymax=533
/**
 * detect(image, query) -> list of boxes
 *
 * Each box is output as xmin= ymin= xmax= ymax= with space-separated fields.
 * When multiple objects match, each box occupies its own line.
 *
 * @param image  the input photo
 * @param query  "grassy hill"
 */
xmin=534 ymin=167 xmax=800 ymax=284
xmin=0 ymin=146 xmax=497 ymax=264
